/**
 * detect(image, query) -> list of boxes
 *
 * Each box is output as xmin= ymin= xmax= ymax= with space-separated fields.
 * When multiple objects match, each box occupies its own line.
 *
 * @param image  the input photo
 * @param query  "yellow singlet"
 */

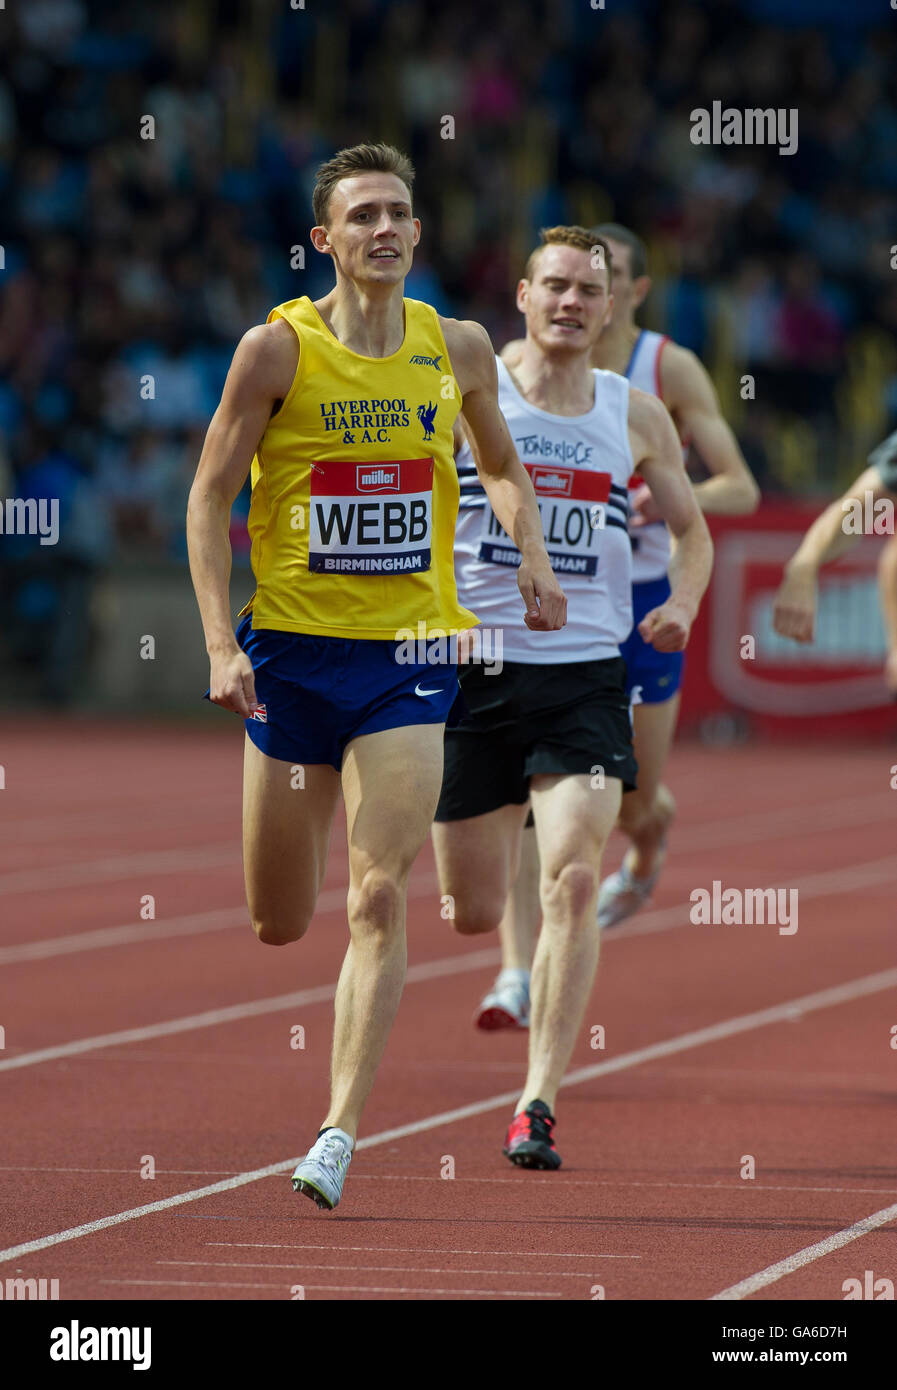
xmin=237 ymin=295 xmax=478 ymax=640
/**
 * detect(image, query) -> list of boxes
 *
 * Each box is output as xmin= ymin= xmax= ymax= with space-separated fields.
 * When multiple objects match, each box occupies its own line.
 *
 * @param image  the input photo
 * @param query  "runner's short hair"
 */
xmin=313 ymin=143 xmax=415 ymax=226
xmin=592 ymin=223 xmax=648 ymax=280
xmin=524 ymin=226 xmax=613 ymax=283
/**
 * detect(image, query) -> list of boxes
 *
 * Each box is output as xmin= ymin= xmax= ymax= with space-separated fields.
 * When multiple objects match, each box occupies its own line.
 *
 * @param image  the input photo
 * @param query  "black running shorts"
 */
xmin=434 ymin=657 xmax=638 ymax=822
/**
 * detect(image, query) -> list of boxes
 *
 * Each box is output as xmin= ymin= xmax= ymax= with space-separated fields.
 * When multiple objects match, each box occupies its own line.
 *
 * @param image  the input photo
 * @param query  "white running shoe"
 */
xmin=597 ymin=859 xmax=660 ymax=928
xmin=291 ymin=1128 xmax=354 ymax=1210
xmin=474 ymin=970 xmax=530 ymax=1030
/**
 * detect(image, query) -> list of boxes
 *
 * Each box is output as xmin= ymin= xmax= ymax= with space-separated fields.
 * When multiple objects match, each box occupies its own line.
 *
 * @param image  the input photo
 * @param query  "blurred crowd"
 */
xmin=1 ymin=0 xmax=896 ymax=696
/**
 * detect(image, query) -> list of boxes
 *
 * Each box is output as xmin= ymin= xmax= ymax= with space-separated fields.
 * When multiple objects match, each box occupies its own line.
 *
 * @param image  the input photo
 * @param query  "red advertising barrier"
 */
xmin=678 ymin=502 xmax=897 ymax=739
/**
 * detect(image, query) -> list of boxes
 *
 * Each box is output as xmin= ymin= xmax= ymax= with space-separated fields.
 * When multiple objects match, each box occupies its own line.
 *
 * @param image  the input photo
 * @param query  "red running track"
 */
xmin=0 ymin=718 xmax=895 ymax=1301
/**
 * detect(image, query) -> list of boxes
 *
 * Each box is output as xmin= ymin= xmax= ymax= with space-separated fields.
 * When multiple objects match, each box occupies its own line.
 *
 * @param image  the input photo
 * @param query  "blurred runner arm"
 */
xmin=663 ymin=345 xmax=760 ymax=515
xmin=772 ymin=465 xmax=888 ymax=643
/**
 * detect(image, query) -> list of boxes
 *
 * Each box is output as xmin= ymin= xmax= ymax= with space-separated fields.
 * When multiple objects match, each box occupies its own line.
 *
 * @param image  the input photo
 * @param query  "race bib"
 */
xmin=308 ymin=458 xmax=433 ymax=574
xmin=478 ymin=462 xmax=611 ymax=576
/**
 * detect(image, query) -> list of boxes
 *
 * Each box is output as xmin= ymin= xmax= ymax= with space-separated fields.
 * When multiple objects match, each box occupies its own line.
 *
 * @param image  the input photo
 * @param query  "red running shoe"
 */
xmin=502 ymin=1099 xmax=562 ymax=1170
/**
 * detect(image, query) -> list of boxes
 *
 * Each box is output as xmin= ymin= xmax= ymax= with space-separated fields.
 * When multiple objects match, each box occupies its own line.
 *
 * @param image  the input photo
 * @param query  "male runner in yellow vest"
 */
xmin=186 ymin=143 xmax=565 ymax=1210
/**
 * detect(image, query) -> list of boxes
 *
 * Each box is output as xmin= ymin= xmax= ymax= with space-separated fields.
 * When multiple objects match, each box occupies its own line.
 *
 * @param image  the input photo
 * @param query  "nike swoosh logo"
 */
xmin=414 ymin=683 xmax=444 ymax=697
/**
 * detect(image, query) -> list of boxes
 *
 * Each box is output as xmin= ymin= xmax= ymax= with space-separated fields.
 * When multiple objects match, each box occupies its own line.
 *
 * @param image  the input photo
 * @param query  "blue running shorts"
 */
xmin=203 ymin=613 xmax=460 ymax=769
xmin=619 ymin=575 xmax=685 ymax=705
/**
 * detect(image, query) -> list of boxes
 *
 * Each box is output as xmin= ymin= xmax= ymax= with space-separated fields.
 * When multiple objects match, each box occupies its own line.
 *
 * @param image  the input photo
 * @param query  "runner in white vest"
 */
xmin=432 ymin=227 xmax=712 ymax=1169
xmin=484 ymin=226 xmax=759 ymax=1025
xmin=451 ymin=353 xmax=634 ymax=662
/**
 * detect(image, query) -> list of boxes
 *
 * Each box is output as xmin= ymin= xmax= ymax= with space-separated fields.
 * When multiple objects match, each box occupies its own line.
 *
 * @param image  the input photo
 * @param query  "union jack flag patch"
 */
xmin=250 ymin=703 xmax=267 ymax=723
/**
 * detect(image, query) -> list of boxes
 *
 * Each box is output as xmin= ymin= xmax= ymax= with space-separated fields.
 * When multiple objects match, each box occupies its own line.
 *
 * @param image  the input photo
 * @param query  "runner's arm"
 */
xmin=444 ymin=318 xmax=566 ymax=631
xmin=772 ymin=466 xmax=889 ymax=643
xmin=630 ymin=389 xmax=713 ymax=652
xmin=662 ymin=345 xmax=760 ymax=515
xmin=186 ymin=321 xmax=296 ymax=714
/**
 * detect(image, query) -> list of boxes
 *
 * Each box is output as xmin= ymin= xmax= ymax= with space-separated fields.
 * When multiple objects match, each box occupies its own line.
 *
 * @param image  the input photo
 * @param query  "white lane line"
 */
xmin=710 ymin=1201 xmax=897 ymax=1300
xmin=0 ymin=874 xmax=437 ymax=965
xmin=217 ymin=1174 xmax=897 ymax=1197
xmin=160 ymin=1258 xmax=602 ymax=1280
xmin=0 ymin=1158 xmax=298 ymax=1264
xmin=3 ymin=1169 xmax=891 ymax=1199
xmin=2 ymin=963 xmax=896 ymax=1266
xmin=5 ymin=846 xmax=895 ymax=1067
xmin=5 ymin=800 xmax=234 ymax=843
xmin=2 ymin=837 xmax=889 ymax=963
xmin=0 ymin=1167 xmax=239 ymax=1176
xmin=0 ymin=907 xmax=249 ymax=964
xmin=98 ymin=1278 xmax=562 ymax=1297
xmin=668 ymin=792 xmax=891 ymax=854
xmin=207 ymin=1242 xmax=638 ymax=1259
xmin=0 ymin=845 xmax=242 ymax=896
xmin=2 ymin=788 xmax=884 ymax=898
xmin=3 ymin=788 xmax=890 ymax=941
xmin=0 ymin=988 xmax=333 ymax=1071
xmin=616 ymin=852 xmax=897 ymax=940
xmin=0 ymin=941 xmax=498 ymax=1073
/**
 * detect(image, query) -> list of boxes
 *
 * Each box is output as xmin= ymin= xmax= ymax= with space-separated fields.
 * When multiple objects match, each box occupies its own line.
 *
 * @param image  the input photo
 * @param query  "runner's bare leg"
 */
xmin=322 ymin=723 xmax=446 ymax=1138
xmin=517 ymin=772 xmax=621 ymax=1113
xmin=618 ymin=693 xmax=680 ymax=879
xmin=242 ymin=737 xmax=341 ymax=945
xmin=431 ymin=801 xmax=530 ymax=935
xmin=497 ymin=820 xmax=541 ymax=969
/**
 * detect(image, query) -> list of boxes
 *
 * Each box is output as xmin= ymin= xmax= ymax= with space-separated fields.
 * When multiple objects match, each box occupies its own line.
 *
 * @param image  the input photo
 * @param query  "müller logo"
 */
xmin=532 ymin=467 xmax=573 ymax=497
xmin=356 ymin=466 xmax=400 ymax=493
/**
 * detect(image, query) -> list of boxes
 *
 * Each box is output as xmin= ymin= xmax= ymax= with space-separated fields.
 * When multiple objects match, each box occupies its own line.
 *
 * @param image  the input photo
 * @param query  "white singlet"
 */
xmin=624 ymin=329 xmax=678 ymax=584
xmin=454 ymin=357 xmax=634 ymax=663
